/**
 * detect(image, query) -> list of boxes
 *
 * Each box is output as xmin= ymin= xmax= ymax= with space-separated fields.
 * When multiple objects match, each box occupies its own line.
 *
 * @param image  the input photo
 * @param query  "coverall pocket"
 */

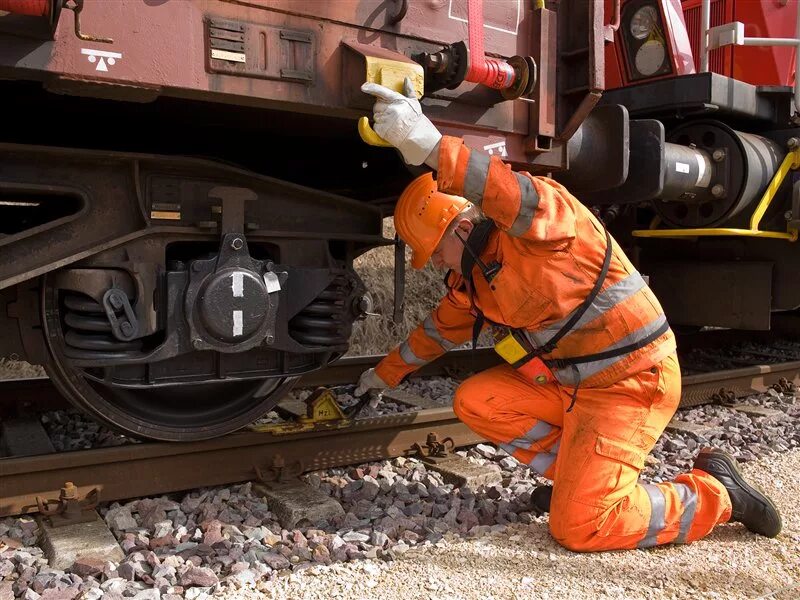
xmin=595 ymin=436 xmax=646 ymax=469
xmin=568 ymin=435 xmax=646 ymax=508
xmin=489 ymin=263 xmax=551 ymax=327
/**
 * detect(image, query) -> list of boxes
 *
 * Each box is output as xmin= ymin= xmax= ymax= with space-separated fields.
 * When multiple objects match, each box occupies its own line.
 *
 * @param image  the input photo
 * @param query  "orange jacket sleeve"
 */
xmin=435 ymin=135 xmax=576 ymax=244
xmin=375 ymin=278 xmax=475 ymax=387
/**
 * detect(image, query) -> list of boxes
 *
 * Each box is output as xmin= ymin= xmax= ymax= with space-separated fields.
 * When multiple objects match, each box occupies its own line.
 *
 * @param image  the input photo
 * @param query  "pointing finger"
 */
xmin=361 ymin=82 xmax=406 ymax=102
xmin=403 ymin=76 xmax=417 ymax=98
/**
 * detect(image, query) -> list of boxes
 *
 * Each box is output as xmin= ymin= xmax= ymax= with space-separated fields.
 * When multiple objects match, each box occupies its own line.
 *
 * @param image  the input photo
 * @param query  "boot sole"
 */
xmin=697 ymin=450 xmax=782 ymax=538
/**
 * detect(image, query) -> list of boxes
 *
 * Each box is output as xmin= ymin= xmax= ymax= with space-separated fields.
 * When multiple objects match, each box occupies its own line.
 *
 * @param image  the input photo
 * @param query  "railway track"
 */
xmin=1 ymin=346 xmax=799 ymax=519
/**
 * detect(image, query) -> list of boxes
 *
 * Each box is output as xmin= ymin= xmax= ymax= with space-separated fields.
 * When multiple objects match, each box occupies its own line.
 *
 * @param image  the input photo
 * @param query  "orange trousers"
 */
xmin=453 ymin=353 xmax=733 ymax=551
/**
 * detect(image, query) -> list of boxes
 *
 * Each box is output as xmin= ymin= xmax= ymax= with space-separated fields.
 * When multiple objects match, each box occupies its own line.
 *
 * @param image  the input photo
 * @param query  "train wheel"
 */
xmin=39 ymin=277 xmax=298 ymax=442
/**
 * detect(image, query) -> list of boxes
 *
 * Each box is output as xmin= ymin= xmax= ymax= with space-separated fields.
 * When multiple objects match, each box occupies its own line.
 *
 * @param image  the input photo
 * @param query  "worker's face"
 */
xmin=431 ymin=218 xmax=474 ymax=273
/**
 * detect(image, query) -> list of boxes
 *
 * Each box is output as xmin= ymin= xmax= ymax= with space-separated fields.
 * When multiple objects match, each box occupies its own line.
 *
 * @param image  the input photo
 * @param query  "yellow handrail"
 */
xmin=633 ymin=147 xmax=800 ymax=242
xmin=750 ymin=148 xmax=800 ymax=230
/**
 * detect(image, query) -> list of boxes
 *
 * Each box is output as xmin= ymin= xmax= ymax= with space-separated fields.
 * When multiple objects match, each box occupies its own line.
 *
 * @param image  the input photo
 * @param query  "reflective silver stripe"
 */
xmin=639 ymin=483 xmax=666 ymax=548
xmin=529 ymin=452 xmax=556 ymax=475
xmin=423 ymin=316 xmax=456 ymax=351
xmin=549 ymin=438 xmax=561 ymax=454
xmin=526 ymin=271 xmax=647 ymax=347
xmin=508 ymin=174 xmax=539 ymax=237
xmin=552 ymin=314 xmax=669 ymax=386
xmin=399 ymin=341 xmax=428 ymax=366
xmin=508 ymin=421 xmax=553 ymax=449
xmin=674 ymin=483 xmax=698 ymax=544
xmin=499 ymin=443 xmax=517 ymax=456
xmin=463 ymin=151 xmax=491 ymax=205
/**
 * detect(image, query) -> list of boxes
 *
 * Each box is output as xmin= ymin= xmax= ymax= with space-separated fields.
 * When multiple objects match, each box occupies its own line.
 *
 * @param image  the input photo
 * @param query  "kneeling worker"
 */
xmin=355 ymin=78 xmax=782 ymax=552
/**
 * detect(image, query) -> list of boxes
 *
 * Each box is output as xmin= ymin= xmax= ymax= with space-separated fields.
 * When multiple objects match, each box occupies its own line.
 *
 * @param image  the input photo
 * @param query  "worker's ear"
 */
xmin=455 ymin=218 xmax=474 ymax=236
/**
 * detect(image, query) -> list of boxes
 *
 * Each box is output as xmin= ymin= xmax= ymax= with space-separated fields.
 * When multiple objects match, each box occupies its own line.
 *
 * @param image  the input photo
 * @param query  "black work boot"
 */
xmin=531 ymin=485 xmax=553 ymax=514
xmin=693 ymin=448 xmax=782 ymax=538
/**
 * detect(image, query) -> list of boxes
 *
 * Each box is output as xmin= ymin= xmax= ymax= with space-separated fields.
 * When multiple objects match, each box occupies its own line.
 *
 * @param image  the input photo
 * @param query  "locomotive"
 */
xmin=0 ymin=0 xmax=797 ymax=440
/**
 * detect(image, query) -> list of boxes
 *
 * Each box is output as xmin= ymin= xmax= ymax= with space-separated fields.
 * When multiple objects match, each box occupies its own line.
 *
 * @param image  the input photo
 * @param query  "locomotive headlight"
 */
xmin=630 ymin=6 xmax=658 ymax=40
xmin=634 ymin=40 xmax=666 ymax=76
xmin=621 ymin=1 xmax=671 ymax=81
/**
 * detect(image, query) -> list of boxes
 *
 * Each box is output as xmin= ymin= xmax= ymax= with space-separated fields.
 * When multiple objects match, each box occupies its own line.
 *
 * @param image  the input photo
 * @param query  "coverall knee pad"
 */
xmin=547 ymin=499 xmax=602 ymax=552
xmin=452 ymin=385 xmax=470 ymax=421
xmin=452 ymin=376 xmax=484 ymax=421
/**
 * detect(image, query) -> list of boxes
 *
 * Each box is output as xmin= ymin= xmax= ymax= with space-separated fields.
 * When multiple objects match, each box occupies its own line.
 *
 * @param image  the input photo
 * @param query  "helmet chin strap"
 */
xmin=454 ymin=223 xmax=500 ymax=282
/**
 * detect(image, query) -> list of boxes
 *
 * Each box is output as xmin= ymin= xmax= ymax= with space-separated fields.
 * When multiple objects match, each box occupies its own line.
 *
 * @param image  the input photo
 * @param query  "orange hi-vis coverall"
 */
xmin=375 ymin=136 xmax=733 ymax=552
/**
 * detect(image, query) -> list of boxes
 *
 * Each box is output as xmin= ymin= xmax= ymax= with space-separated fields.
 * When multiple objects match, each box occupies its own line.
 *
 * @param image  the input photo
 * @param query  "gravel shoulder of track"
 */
xmin=222 ymin=449 xmax=800 ymax=600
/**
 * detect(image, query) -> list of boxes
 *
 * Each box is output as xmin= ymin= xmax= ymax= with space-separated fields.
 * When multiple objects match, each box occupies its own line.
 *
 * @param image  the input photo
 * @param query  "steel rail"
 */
xmin=1 ymin=352 xmax=799 ymax=518
xmin=678 ymin=359 xmax=800 ymax=407
xmin=0 ymin=407 xmax=482 ymax=518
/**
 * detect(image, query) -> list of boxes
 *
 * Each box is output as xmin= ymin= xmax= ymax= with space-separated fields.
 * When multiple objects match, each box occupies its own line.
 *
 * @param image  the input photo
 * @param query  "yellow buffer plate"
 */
xmin=365 ymin=57 xmax=424 ymax=97
xmin=358 ymin=57 xmax=424 ymax=147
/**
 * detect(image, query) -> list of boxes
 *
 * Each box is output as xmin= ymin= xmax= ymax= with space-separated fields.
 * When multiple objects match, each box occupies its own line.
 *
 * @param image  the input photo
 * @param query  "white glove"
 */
xmin=360 ymin=77 xmax=442 ymax=166
xmin=354 ymin=368 xmax=390 ymax=397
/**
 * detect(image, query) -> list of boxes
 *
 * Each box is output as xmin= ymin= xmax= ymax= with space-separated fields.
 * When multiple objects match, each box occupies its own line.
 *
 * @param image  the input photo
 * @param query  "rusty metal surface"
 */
xmin=525 ymin=6 xmax=557 ymax=154
xmin=0 ymin=143 xmax=383 ymax=291
xmin=0 ymin=406 xmax=483 ymax=517
xmin=0 ymin=1 xmax=605 ymax=168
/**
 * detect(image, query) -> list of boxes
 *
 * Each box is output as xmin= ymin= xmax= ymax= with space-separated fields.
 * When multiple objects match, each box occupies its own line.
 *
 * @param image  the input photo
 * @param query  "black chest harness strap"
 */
xmin=455 ymin=219 xmax=501 ymax=351
xmin=454 ymin=220 xmax=669 ymax=412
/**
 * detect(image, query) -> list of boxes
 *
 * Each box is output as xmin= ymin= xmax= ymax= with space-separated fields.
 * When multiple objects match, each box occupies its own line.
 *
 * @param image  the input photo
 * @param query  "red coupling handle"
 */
xmin=464 ymin=0 xmax=517 ymax=90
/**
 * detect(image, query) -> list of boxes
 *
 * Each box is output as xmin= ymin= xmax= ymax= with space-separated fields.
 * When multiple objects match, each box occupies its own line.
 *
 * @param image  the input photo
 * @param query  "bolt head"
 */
xmin=786 ymin=211 xmax=794 ymax=221
xmin=192 ymin=338 xmax=204 ymax=350
xmin=788 ymin=137 xmax=799 ymax=150
xmin=711 ymin=184 xmax=726 ymax=198
xmin=231 ymin=237 xmax=244 ymax=251
xmin=712 ymin=149 xmax=726 ymax=162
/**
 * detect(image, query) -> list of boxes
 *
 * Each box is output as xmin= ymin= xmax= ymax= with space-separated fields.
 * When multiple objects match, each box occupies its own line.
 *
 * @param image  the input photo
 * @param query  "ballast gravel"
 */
xmin=4 ymin=449 xmax=796 ymax=600
xmin=1 ymin=386 xmax=796 ymax=599
xmin=242 ymin=449 xmax=800 ymax=600
xmin=643 ymin=386 xmax=799 ymax=483
xmin=40 ymin=410 xmax=137 ymax=452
